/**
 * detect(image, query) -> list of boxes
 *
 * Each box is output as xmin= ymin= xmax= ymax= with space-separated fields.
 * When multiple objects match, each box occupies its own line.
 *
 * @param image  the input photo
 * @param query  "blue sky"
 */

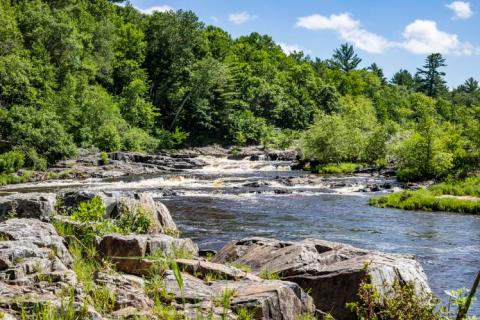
xmin=127 ymin=0 xmax=480 ymax=87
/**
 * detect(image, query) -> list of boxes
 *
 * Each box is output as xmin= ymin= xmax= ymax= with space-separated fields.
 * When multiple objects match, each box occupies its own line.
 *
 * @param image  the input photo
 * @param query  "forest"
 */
xmin=0 ymin=0 xmax=479 ymax=183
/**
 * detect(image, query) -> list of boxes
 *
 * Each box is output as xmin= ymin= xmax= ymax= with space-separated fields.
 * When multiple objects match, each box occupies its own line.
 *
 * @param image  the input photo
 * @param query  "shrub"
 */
xmin=95 ymin=122 xmax=122 ymax=152
xmin=100 ymin=152 xmax=109 ymax=165
xmin=122 ymin=127 xmax=158 ymax=153
xmin=155 ymin=127 xmax=189 ymax=150
xmin=116 ymin=202 xmax=155 ymax=234
xmin=314 ymin=163 xmax=363 ymax=174
xmin=346 ymin=276 xmax=478 ymax=320
xmin=0 ymin=150 xmax=24 ymax=173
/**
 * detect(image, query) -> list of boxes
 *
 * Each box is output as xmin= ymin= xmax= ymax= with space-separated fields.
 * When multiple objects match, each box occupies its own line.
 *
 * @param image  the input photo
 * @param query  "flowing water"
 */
xmin=2 ymin=156 xmax=479 ymax=315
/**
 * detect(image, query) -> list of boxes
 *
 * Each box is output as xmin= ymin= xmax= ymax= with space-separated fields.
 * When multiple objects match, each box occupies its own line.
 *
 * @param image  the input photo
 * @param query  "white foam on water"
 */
xmin=194 ymin=156 xmax=291 ymax=173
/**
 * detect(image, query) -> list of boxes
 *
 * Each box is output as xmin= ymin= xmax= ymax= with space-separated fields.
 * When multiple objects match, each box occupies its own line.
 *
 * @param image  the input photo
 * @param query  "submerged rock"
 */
xmin=212 ymin=237 xmax=431 ymax=320
xmin=0 ymin=193 xmax=56 ymax=221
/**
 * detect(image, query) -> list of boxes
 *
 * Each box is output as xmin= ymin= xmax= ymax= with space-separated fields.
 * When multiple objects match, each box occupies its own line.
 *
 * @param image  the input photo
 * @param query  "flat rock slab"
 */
xmin=176 ymin=258 xmax=261 ymax=282
xmin=162 ymin=271 xmax=315 ymax=320
xmin=212 ymin=237 xmax=431 ymax=320
xmin=0 ymin=193 xmax=56 ymax=221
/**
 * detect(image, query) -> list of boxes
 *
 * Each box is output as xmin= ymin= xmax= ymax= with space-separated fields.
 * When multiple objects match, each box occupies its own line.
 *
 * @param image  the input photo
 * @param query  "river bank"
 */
xmin=0 ymin=148 xmax=479 ymax=318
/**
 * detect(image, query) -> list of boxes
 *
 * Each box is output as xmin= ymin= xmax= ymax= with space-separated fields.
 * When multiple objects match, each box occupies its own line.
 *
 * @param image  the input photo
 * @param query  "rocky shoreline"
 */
xmin=0 ymin=189 xmax=431 ymax=319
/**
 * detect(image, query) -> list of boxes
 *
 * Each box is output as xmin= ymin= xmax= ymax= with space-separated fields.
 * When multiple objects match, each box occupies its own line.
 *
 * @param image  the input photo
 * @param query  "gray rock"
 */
xmin=213 ymin=237 xmax=431 ymax=320
xmin=120 ymin=193 xmax=178 ymax=234
xmin=58 ymin=190 xmax=119 ymax=217
xmin=59 ymin=191 xmax=178 ymax=235
xmin=94 ymin=272 xmax=153 ymax=311
xmin=96 ymin=233 xmax=198 ymax=275
xmin=0 ymin=219 xmax=77 ymax=312
xmin=0 ymin=193 xmax=56 ymax=221
xmin=176 ymin=258 xmax=261 ymax=282
xmin=162 ymin=270 xmax=315 ymax=320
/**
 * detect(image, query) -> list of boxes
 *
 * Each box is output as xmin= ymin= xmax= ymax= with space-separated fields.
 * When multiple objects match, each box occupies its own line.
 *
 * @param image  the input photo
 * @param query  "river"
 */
xmin=2 ymin=155 xmax=479 ymax=315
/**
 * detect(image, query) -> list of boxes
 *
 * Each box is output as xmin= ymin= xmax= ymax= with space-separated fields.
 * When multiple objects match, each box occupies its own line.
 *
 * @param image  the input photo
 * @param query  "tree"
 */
xmin=367 ymin=63 xmax=386 ymax=84
xmin=415 ymin=53 xmax=447 ymax=97
xmin=458 ymin=77 xmax=479 ymax=94
xmin=391 ymin=69 xmax=414 ymax=88
xmin=331 ymin=43 xmax=362 ymax=72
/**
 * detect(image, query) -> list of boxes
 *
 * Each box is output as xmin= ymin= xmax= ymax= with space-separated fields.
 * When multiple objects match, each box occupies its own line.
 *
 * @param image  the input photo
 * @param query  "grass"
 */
xmin=313 ymin=163 xmax=364 ymax=174
xmin=259 ymin=268 xmax=281 ymax=280
xmin=428 ymin=175 xmax=480 ymax=197
xmin=370 ymin=175 xmax=480 ymax=214
xmin=0 ymin=171 xmax=33 ymax=186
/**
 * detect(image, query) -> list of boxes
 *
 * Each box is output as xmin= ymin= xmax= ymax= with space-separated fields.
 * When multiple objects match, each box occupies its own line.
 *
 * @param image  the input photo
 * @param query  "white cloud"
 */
xmin=295 ymin=13 xmax=391 ymax=53
xmin=400 ymin=19 xmax=475 ymax=55
xmin=295 ymin=13 xmax=478 ymax=56
xmin=138 ymin=5 xmax=174 ymax=15
xmin=229 ymin=11 xmax=256 ymax=25
xmin=446 ymin=1 xmax=473 ymax=19
xmin=279 ymin=43 xmax=305 ymax=54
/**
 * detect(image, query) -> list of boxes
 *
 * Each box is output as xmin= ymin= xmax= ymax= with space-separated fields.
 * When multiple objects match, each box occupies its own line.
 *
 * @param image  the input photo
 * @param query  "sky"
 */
xmin=126 ymin=0 xmax=480 ymax=87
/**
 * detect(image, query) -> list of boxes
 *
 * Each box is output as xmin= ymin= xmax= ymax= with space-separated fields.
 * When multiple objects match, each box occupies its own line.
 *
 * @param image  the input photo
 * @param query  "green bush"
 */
xmin=155 ymin=127 xmax=189 ymax=150
xmin=315 ymin=163 xmax=363 ymax=174
xmin=347 ymin=276 xmax=477 ymax=320
xmin=0 ymin=150 xmax=24 ymax=173
xmin=122 ymin=127 xmax=158 ymax=153
xmin=116 ymin=202 xmax=155 ymax=234
xmin=95 ymin=123 xmax=122 ymax=152
xmin=100 ymin=152 xmax=109 ymax=165
xmin=0 ymin=171 xmax=32 ymax=186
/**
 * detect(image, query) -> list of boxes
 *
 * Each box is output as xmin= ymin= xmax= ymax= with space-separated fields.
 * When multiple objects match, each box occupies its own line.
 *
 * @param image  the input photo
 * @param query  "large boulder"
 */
xmin=0 ymin=219 xmax=77 ymax=313
xmin=0 ymin=193 xmax=56 ymax=221
xmin=58 ymin=191 xmax=178 ymax=235
xmin=212 ymin=237 xmax=431 ymax=320
xmin=58 ymin=190 xmax=119 ymax=217
xmin=118 ymin=193 xmax=177 ymax=234
xmin=96 ymin=233 xmax=198 ymax=275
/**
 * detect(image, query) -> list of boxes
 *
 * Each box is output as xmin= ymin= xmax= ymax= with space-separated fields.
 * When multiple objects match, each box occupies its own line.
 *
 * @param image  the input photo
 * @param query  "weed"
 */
xmin=259 ymin=268 xmax=281 ymax=280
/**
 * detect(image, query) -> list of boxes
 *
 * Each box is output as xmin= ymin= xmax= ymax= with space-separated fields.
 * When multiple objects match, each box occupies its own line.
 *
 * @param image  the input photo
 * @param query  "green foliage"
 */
xmin=331 ymin=43 xmax=362 ymax=72
xmin=369 ymin=189 xmax=480 ymax=214
xmin=122 ymin=127 xmax=158 ymax=153
xmin=415 ymin=53 xmax=448 ymax=98
xmin=116 ymin=201 xmax=155 ymax=234
xmin=259 ymin=268 xmax=281 ymax=280
xmin=346 ymin=277 xmax=478 ymax=320
xmin=100 ymin=152 xmax=109 ymax=165
xmin=315 ymin=163 xmax=364 ymax=174
xmin=96 ymin=122 xmax=122 ymax=152
xmin=0 ymin=106 xmax=77 ymax=165
xmin=156 ymin=128 xmax=189 ymax=150
xmin=0 ymin=150 xmax=24 ymax=173
xmin=370 ymin=175 xmax=480 ymax=214
xmin=0 ymin=0 xmax=477 ymax=185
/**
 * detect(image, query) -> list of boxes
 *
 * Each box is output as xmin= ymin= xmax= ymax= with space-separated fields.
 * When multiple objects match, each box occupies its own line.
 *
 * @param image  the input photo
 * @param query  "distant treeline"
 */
xmin=0 ymin=0 xmax=478 ymax=181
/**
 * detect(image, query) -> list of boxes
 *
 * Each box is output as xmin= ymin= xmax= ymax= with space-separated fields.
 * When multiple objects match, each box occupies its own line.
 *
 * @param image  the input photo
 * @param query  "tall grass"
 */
xmin=370 ymin=175 xmax=480 ymax=214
